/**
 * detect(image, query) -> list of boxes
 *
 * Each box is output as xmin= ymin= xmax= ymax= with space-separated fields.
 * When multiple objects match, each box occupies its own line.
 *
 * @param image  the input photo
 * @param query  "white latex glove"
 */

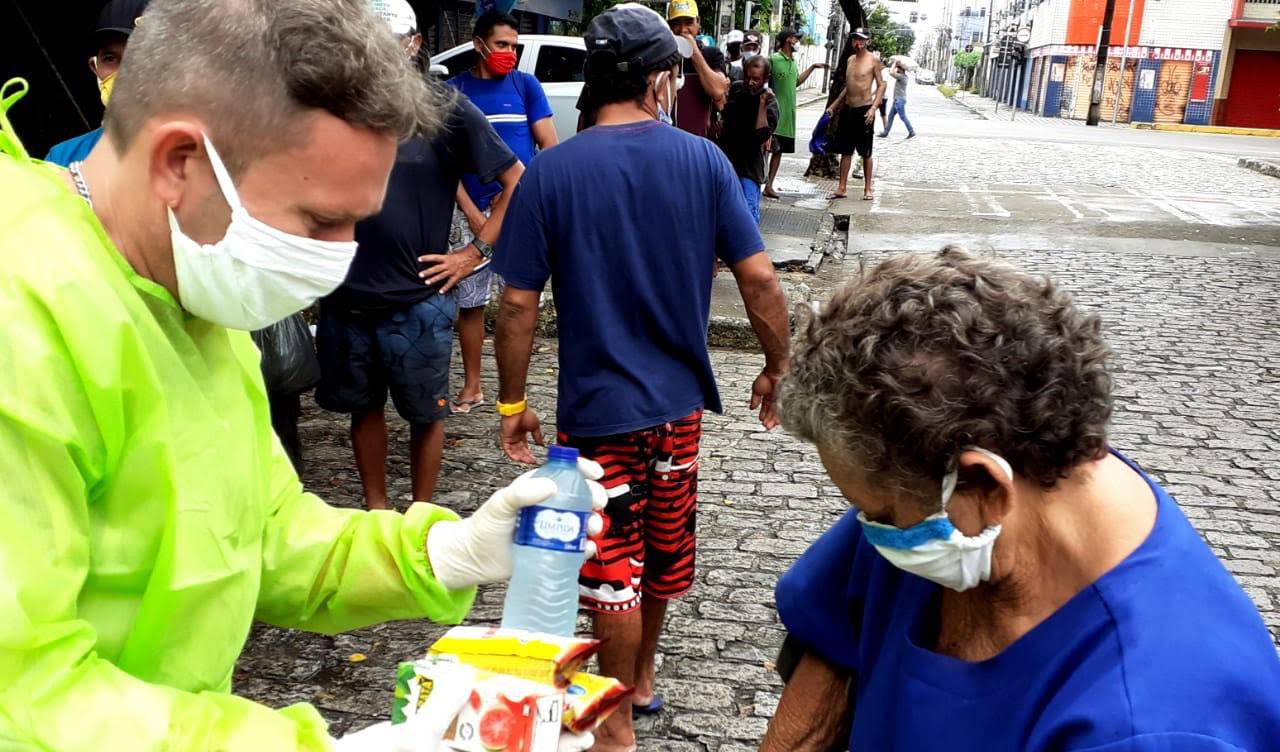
xmin=427 ymin=458 xmax=608 ymax=590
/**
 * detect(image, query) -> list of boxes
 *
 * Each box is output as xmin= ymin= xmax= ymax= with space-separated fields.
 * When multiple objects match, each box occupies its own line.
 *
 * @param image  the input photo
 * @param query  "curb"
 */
xmin=483 ymin=292 xmax=797 ymax=350
xmin=798 ymin=92 xmax=829 ymax=109
xmin=1133 ymin=122 xmax=1280 ymax=138
xmin=1239 ymin=157 xmax=1280 ymax=179
xmin=951 ymin=94 xmax=990 ymax=121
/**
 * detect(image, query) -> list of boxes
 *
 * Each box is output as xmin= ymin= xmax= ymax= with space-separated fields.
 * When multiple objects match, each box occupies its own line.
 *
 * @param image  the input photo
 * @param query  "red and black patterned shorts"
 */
xmin=558 ymin=411 xmax=702 ymax=614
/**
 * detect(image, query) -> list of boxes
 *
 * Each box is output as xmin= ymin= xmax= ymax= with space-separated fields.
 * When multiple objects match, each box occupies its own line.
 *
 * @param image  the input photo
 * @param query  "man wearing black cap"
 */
xmin=45 ymin=0 xmax=149 ymax=167
xmin=493 ymin=4 xmax=790 ymax=748
xmin=827 ymin=27 xmax=885 ymax=201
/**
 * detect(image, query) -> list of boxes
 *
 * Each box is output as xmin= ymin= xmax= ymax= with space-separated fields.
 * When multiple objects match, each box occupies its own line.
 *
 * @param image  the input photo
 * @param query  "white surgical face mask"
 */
xmin=858 ymin=447 xmax=1013 ymax=592
xmin=653 ymin=70 xmax=684 ymax=125
xmin=169 ymin=134 xmax=358 ymax=330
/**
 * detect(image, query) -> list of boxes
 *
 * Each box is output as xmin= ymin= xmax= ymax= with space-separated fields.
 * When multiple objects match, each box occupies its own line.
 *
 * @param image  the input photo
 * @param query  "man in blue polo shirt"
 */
xmin=447 ymin=10 xmax=557 ymax=415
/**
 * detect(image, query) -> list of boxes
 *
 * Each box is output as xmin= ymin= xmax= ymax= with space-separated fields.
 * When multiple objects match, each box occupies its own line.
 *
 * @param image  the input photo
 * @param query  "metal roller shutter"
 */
xmin=1154 ymin=61 xmax=1192 ymax=124
xmin=1072 ymin=56 xmax=1097 ymax=120
xmin=1029 ymin=58 xmax=1044 ymax=114
xmin=1100 ymin=59 xmax=1138 ymax=123
xmin=1060 ymin=57 xmax=1080 ymax=118
xmin=1224 ymin=50 xmax=1280 ymax=129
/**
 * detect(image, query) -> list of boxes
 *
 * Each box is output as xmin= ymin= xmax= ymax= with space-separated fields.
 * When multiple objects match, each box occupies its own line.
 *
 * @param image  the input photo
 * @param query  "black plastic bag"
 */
xmin=252 ymin=312 xmax=321 ymax=396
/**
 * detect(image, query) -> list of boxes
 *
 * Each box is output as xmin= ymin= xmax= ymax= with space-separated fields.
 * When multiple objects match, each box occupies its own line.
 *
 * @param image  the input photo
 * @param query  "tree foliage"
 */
xmin=866 ymin=3 xmax=915 ymax=58
xmin=953 ymin=50 xmax=982 ymax=70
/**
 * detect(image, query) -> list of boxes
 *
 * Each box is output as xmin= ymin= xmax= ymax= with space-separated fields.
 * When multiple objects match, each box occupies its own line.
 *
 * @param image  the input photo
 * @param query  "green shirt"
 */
xmin=0 ymin=153 xmax=475 ymax=750
xmin=769 ymin=52 xmax=799 ymax=138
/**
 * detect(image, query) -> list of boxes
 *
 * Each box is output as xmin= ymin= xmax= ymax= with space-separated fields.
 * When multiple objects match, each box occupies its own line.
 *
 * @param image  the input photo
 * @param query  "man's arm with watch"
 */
xmin=418 ymin=160 xmax=525 ymax=293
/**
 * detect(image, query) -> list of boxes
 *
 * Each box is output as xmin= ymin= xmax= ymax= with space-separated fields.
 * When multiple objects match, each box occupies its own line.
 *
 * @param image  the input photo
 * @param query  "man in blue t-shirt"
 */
xmin=446 ymin=10 xmax=557 ymax=414
xmin=491 ymin=5 xmax=790 ymax=750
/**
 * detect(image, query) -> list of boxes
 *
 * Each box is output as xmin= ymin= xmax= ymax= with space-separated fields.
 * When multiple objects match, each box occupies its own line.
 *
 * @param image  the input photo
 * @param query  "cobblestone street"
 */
xmin=236 ymin=85 xmax=1280 ymax=750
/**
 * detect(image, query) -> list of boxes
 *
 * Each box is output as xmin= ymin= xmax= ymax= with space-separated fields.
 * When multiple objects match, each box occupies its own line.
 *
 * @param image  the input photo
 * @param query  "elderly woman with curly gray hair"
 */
xmin=761 ymin=248 xmax=1280 ymax=752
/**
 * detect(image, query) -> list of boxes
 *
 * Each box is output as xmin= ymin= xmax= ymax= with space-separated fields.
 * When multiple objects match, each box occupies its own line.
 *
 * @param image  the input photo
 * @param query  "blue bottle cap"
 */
xmin=547 ymin=445 xmax=580 ymax=463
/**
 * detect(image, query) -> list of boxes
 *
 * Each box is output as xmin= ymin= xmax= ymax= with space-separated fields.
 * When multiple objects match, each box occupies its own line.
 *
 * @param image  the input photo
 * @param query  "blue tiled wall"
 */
xmin=1182 ymin=51 xmax=1220 ymax=125
xmin=1130 ymin=57 xmax=1161 ymax=123
xmin=1042 ymin=56 xmax=1067 ymax=118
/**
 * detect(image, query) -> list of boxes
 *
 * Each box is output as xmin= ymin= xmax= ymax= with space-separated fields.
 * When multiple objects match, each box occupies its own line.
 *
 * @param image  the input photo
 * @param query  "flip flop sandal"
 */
xmin=632 ymin=694 xmax=665 ymax=716
xmin=450 ymin=395 xmax=485 ymax=414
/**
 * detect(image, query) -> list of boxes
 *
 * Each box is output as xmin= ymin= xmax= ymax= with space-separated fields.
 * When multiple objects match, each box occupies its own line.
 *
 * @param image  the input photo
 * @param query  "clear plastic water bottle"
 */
xmin=501 ymin=445 xmax=593 ymax=636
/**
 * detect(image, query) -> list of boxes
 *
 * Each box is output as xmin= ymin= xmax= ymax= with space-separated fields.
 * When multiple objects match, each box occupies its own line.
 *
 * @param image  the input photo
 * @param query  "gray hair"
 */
xmin=105 ymin=0 xmax=452 ymax=172
xmin=780 ymin=247 xmax=1113 ymax=503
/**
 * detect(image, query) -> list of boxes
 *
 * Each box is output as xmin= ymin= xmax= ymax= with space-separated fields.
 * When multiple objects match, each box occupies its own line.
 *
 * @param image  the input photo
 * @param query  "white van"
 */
xmin=432 ymin=35 xmax=587 ymax=143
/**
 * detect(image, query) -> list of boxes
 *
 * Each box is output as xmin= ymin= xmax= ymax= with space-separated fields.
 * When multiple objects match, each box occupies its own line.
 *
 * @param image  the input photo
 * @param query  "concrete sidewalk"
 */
xmin=1140 ymin=122 xmax=1280 ymax=138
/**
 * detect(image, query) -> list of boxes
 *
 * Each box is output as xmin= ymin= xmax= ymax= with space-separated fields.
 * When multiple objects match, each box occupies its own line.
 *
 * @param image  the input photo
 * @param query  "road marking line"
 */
xmin=1123 ymin=188 xmax=1203 ymax=224
xmin=978 ymin=187 xmax=1012 ymax=218
xmin=1045 ymin=187 xmax=1085 ymax=219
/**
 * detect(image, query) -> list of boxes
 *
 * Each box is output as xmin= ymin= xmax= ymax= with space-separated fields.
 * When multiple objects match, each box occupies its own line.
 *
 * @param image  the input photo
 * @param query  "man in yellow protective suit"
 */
xmin=0 ymin=1 xmax=603 ymax=749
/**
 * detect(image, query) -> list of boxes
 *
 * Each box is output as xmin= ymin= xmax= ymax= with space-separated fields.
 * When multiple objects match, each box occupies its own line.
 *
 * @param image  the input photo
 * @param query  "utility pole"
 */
xmin=1085 ymin=0 xmax=1118 ymax=126
xmin=1110 ymin=0 xmax=1137 ymax=125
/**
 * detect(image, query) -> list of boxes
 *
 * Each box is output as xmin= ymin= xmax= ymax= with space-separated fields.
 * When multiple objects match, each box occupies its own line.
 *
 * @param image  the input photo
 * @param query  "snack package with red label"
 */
xmin=449 ymin=674 xmax=563 ymax=752
xmin=561 ymin=672 xmax=631 ymax=734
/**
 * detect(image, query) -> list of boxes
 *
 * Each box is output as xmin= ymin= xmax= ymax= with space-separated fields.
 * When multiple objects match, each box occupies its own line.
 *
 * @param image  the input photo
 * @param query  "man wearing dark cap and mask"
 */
xmin=492 ymin=5 xmax=790 ymax=748
xmin=45 ymin=0 xmax=150 ymax=166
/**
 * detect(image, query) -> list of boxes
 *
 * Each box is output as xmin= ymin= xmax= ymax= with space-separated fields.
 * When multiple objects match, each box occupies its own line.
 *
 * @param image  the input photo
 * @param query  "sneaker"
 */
xmin=877 ymin=132 xmax=888 ymax=138
xmin=907 ymin=132 xmax=917 ymax=139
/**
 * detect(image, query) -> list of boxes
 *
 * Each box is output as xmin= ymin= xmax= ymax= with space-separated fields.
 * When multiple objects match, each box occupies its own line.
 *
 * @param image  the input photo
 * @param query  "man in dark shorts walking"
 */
xmin=827 ymin=27 xmax=885 ymax=200
xmin=491 ymin=5 xmax=790 ymax=748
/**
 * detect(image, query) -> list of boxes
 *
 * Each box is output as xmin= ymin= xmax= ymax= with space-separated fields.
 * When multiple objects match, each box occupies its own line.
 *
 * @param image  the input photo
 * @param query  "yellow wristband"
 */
xmin=496 ymin=398 xmax=527 ymax=417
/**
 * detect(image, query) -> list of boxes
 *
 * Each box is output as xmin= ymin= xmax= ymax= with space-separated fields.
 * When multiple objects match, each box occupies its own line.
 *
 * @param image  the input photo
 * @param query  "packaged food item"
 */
xmin=392 ymin=657 xmax=564 ymax=752
xmin=427 ymin=627 xmax=599 ymax=688
xmin=392 ymin=657 xmax=475 ymax=725
xmin=560 ymin=672 xmax=631 ymax=733
xmin=450 ymin=674 xmax=563 ymax=752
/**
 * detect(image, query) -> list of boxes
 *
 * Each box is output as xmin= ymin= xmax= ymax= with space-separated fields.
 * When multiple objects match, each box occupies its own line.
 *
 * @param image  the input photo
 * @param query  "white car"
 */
xmin=915 ymin=69 xmax=936 ymax=85
xmin=432 ymin=35 xmax=587 ymax=143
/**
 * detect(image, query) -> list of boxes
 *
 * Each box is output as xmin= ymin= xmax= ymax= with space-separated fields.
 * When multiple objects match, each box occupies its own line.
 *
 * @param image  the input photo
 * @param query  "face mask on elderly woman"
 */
xmin=857 ymin=447 xmax=1013 ymax=592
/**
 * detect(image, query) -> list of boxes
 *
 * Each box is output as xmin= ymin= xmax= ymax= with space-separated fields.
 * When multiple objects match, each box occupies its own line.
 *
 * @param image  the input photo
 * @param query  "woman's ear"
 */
xmin=953 ymin=449 xmax=1015 ymax=532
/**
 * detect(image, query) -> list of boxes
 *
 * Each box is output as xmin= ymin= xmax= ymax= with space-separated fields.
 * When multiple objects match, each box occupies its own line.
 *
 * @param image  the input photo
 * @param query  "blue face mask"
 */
xmin=857 ymin=447 xmax=1013 ymax=592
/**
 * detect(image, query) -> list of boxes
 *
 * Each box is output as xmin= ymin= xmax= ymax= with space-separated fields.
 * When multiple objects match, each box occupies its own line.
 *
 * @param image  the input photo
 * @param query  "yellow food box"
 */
xmin=427 ymin=627 xmax=600 ymax=689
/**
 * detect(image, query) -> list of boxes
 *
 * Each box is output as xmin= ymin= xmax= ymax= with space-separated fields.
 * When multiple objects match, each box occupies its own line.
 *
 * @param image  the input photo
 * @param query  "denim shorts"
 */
xmin=315 ymin=294 xmax=457 ymax=425
xmin=450 ymin=206 xmax=498 ymax=310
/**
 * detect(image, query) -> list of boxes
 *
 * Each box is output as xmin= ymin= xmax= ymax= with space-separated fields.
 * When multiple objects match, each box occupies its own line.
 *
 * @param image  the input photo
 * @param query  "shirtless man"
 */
xmin=827 ymin=28 xmax=884 ymax=200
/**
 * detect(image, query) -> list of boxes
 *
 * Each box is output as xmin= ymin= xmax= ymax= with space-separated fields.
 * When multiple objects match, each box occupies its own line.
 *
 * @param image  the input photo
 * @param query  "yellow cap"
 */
xmin=667 ymin=0 xmax=698 ymax=21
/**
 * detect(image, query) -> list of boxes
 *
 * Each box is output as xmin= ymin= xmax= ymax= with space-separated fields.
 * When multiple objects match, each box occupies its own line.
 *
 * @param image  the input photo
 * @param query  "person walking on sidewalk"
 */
xmin=828 ymin=27 xmax=884 ymax=201
xmin=762 ymin=28 xmax=825 ymax=199
xmin=719 ymin=55 xmax=779 ymax=223
xmin=880 ymin=61 xmax=916 ymax=138
xmin=447 ymin=9 xmax=559 ymax=415
xmin=491 ymin=6 xmax=791 ymax=749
